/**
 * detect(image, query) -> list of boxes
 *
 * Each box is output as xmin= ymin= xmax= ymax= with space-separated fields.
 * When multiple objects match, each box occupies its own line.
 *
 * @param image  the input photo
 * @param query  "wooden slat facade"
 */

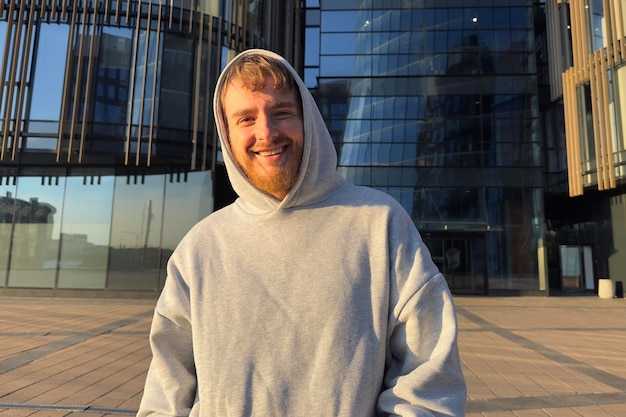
xmin=552 ymin=0 xmax=625 ymax=196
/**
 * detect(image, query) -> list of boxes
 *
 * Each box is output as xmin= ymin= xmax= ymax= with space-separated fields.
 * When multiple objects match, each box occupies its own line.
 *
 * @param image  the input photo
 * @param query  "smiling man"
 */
xmin=221 ymin=62 xmax=304 ymax=200
xmin=137 ymin=49 xmax=466 ymax=417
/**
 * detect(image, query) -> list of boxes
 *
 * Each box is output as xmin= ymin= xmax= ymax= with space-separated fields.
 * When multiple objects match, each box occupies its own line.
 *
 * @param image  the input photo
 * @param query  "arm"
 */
xmin=137 ymin=262 xmax=197 ymax=417
xmin=378 ymin=275 xmax=466 ymax=416
xmin=378 ymin=215 xmax=466 ymax=416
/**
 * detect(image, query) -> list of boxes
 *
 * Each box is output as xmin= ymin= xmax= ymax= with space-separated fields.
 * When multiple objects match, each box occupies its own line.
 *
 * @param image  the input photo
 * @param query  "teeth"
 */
xmin=257 ymin=147 xmax=283 ymax=157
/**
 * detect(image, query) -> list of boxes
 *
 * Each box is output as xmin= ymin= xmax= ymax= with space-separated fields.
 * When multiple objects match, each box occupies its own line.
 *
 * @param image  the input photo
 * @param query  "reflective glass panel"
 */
xmin=320 ymin=10 xmax=371 ymax=32
xmin=132 ymin=30 xmax=161 ymax=128
xmin=320 ymin=55 xmax=371 ymax=76
xmin=581 ymin=84 xmax=596 ymax=161
xmin=0 ymin=21 xmax=5 ymax=60
xmin=486 ymin=187 xmax=541 ymax=290
xmin=511 ymin=30 xmax=532 ymax=51
xmin=0 ymin=175 xmax=17 ymax=285
xmin=617 ymin=66 xmax=626 ymax=153
xmin=492 ymin=8 xmax=511 ymax=29
xmin=447 ymin=8 xmax=463 ymax=30
xmin=590 ymin=0 xmax=606 ymax=51
xmin=413 ymin=188 xmax=486 ymax=223
xmin=92 ymin=27 xmax=132 ymax=137
xmin=510 ymin=7 xmax=530 ymax=28
xmin=306 ymin=9 xmax=320 ymax=26
xmin=305 ymin=27 xmax=320 ymax=66
xmin=476 ymin=8 xmax=493 ymax=29
xmin=29 ymin=24 xmax=69 ymax=124
xmin=304 ymin=68 xmax=319 ymax=88
xmin=423 ymin=235 xmax=486 ymax=295
xmin=57 ymin=175 xmax=114 ymax=289
xmin=321 ymin=33 xmax=359 ymax=55
xmin=493 ymin=30 xmax=512 ymax=52
xmin=108 ymin=174 xmax=165 ymax=290
xmin=159 ymin=171 xmax=214 ymax=286
xmin=159 ymin=34 xmax=193 ymax=131
xmin=8 ymin=175 xmax=65 ymax=288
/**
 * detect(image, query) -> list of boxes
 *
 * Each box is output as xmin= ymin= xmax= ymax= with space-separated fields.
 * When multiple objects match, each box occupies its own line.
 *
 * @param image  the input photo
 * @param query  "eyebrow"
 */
xmin=229 ymin=101 xmax=299 ymax=119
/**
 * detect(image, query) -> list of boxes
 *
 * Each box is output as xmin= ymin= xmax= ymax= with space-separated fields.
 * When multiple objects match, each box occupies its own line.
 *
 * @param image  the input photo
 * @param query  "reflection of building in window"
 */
xmin=431 ymin=34 xmax=494 ymax=168
xmin=9 ymin=196 xmax=56 ymax=225
xmin=92 ymin=33 xmax=132 ymax=137
xmin=0 ymin=192 xmax=17 ymax=223
xmin=445 ymin=247 xmax=460 ymax=271
xmin=2 ymin=195 xmax=57 ymax=268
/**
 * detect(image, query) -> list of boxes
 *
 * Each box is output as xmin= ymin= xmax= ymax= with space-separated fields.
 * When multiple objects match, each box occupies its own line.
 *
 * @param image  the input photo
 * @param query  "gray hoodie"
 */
xmin=137 ymin=49 xmax=466 ymax=417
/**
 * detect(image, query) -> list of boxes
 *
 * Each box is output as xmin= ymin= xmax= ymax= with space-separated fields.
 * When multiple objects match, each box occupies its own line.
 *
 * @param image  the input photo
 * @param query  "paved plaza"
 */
xmin=0 ymin=294 xmax=624 ymax=416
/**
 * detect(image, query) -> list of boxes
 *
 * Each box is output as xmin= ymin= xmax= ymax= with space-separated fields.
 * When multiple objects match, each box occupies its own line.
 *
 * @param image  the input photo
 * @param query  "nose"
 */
xmin=255 ymin=114 xmax=278 ymax=142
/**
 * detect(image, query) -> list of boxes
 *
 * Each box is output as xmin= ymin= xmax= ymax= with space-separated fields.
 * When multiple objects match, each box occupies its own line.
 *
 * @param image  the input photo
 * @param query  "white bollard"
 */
xmin=597 ymin=279 xmax=614 ymax=299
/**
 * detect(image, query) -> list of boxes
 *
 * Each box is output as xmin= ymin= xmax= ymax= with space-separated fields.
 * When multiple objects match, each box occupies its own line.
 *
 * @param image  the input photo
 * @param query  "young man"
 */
xmin=137 ymin=49 xmax=466 ymax=417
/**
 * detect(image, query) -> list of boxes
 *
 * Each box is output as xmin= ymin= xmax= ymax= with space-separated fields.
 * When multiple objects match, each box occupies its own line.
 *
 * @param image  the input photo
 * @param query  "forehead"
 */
xmin=223 ymin=80 xmax=300 ymax=115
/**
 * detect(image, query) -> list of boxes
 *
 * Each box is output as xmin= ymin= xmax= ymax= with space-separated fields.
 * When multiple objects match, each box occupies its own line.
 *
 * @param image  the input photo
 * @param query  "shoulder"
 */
xmin=174 ymin=202 xmax=240 ymax=251
xmin=336 ymin=183 xmax=402 ymax=206
xmin=334 ymin=184 xmax=410 ymax=218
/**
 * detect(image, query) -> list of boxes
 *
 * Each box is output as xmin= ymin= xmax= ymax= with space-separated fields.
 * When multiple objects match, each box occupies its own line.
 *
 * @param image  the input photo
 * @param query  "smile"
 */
xmin=255 ymin=146 xmax=285 ymax=157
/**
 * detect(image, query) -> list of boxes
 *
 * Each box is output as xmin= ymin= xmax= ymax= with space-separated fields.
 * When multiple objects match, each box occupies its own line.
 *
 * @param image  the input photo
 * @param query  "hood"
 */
xmin=213 ymin=49 xmax=346 ymax=213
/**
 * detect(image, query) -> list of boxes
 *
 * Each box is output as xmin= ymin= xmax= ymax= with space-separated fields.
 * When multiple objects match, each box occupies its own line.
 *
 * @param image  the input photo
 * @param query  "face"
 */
xmin=223 ymin=76 xmax=304 ymax=200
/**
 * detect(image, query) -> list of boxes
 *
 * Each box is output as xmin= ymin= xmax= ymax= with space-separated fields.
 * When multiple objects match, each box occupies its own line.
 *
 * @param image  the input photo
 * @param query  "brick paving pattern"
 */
xmin=0 ymin=298 xmax=154 ymax=416
xmin=0 ymin=295 xmax=624 ymax=416
xmin=458 ymin=296 xmax=626 ymax=416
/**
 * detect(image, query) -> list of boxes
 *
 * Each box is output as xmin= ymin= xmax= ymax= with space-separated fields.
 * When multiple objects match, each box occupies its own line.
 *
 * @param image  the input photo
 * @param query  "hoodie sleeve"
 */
xmin=377 ymin=211 xmax=467 ymax=417
xmin=137 ymin=260 xmax=197 ymax=417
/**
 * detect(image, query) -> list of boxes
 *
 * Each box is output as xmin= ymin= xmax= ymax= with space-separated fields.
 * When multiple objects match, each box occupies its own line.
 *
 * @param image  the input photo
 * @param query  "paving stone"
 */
xmin=0 ymin=295 xmax=625 ymax=416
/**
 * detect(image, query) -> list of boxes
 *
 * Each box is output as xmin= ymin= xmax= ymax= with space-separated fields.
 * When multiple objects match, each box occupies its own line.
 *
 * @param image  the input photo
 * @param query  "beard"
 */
xmin=235 ymin=141 xmax=303 ymax=199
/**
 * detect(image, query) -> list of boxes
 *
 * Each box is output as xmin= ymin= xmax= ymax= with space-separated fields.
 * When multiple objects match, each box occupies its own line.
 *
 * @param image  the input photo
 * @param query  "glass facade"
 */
xmin=305 ymin=0 xmax=546 ymax=294
xmin=1 ymin=170 xmax=212 ymax=292
xmin=0 ymin=0 xmax=300 ymax=295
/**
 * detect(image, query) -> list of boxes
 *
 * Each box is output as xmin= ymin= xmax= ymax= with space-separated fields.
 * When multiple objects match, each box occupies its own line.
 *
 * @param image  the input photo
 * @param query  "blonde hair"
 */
xmin=220 ymin=53 xmax=297 ymax=106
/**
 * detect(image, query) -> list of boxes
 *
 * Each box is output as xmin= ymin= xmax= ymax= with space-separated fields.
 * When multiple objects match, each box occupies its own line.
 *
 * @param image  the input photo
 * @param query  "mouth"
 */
xmin=255 ymin=146 xmax=285 ymax=157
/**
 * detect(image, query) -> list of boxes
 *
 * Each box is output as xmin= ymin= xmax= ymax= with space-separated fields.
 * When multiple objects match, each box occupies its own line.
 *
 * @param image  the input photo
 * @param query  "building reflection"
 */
xmin=0 ymin=171 xmax=213 ymax=293
xmin=2 ymin=193 xmax=56 ymax=268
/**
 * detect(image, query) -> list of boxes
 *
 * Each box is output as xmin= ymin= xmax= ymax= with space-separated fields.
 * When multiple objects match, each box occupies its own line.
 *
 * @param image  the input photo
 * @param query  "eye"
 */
xmin=237 ymin=116 xmax=255 ymax=126
xmin=275 ymin=110 xmax=295 ymax=119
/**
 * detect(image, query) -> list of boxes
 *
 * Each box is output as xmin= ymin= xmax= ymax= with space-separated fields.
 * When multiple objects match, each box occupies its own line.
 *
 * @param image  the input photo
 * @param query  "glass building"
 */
xmin=0 ymin=0 xmax=301 ymax=296
xmin=543 ymin=0 xmax=626 ymax=294
xmin=304 ymin=0 xmax=547 ymax=295
xmin=5 ymin=0 xmax=621 ymax=298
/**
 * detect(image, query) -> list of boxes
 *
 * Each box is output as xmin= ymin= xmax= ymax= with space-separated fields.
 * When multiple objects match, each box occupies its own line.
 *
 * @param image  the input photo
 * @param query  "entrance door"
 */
xmin=422 ymin=233 xmax=487 ymax=295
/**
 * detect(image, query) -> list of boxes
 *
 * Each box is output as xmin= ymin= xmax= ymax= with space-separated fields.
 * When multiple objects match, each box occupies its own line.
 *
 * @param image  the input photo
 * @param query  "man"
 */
xmin=137 ymin=49 xmax=466 ymax=417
